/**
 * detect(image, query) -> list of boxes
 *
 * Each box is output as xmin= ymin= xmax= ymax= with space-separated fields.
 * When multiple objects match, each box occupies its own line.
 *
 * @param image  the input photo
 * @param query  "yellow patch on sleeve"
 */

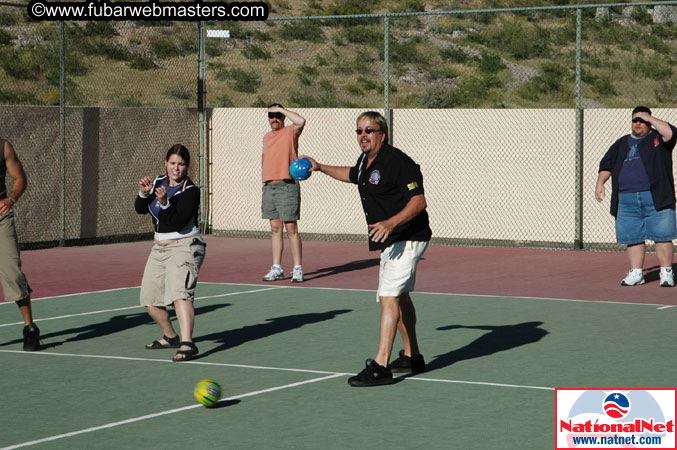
xmin=407 ymin=182 xmax=419 ymax=190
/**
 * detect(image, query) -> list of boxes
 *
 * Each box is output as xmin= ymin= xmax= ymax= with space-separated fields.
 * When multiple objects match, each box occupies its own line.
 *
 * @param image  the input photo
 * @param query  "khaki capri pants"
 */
xmin=140 ymin=236 xmax=206 ymax=307
xmin=0 ymin=212 xmax=31 ymax=302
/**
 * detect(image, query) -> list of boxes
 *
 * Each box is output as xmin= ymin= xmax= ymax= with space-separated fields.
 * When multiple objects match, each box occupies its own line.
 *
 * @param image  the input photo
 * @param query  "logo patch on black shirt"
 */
xmin=369 ymin=170 xmax=381 ymax=184
xmin=407 ymin=182 xmax=419 ymax=190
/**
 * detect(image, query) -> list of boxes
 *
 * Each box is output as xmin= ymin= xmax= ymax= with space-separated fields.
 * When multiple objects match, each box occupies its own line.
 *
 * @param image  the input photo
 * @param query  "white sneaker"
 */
xmin=263 ymin=266 xmax=284 ymax=281
xmin=621 ymin=269 xmax=645 ymax=286
xmin=660 ymin=268 xmax=674 ymax=287
xmin=292 ymin=266 xmax=304 ymax=283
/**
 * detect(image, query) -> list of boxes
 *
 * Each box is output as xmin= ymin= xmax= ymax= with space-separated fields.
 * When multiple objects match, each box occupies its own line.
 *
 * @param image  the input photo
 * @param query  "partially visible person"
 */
xmin=0 ymin=138 xmax=40 ymax=351
xmin=135 ymin=144 xmax=206 ymax=362
xmin=261 ymin=104 xmax=306 ymax=283
xmin=303 ymin=111 xmax=432 ymax=387
xmin=596 ymin=106 xmax=677 ymax=287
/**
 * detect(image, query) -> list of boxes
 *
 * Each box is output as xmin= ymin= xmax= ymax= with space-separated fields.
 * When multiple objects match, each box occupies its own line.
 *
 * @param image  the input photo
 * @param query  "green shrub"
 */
xmin=630 ymin=6 xmax=652 ymax=25
xmin=151 ymin=39 xmax=182 ymax=59
xmin=0 ymin=48 xmax=42 ymax=80
xmin=0 ymin=88 xmax=42 ymax=105
xmin=272 ymin=64 xmax=287 ymax=75
xmin=0 ymin=10 xmax=19 ymax=26
xmin=252 ymin=30 xmax=273 ymax=41
xmin=469 ymin=20 xmax=550 ymax=60
xmin=297 ymin=65 xmax=319 ymax=86
xmin=341 ymin=25 xmax=382 ymax=47
xmin=128 ymin=53 xmax=156 ymax=71
xmin=227 ymin=68 xmax=261 ymax=93
xmin=389 ymin=38 xmax=426 ymax=65
xmin=241 ymin=44 xmax=271 ymax=60
xmin=428 ymin=64 xmax=459 ymax=81
xmin=356 ymin=76 xmax=380 ymax=92
xmin=439 ymin=46 xmax=469 ymax=64
xmin=119 ymin=95 xmax=143 ymax=107
xmin=644 ymin=34 xmax=671 ymax=56
xmin=278 ymin=21 xmax=324 ymax=43
xmin=83 ymin=22 xmax=116 ymax=37
xmin=315 ymin=55 xmax=329 ymax=66
xmin=205 ymin=40 xmax=222 ymax=57
xmin=478 ymin=52 xmax=505 ymax=74
xmin=0 ymin=28 xmax=12 ymax=46
xmin=165 ymin=85 xmax=192 ymax=101
xmin=419 ymin=85 xmax=455 ymax=108
xmin=655 ymin=81 xmax=677 ymax=104
xmin=634 ymin=57 xmax=672 ymax=81
xmin=531 ymin=62 xmax=567 ymax=94
xmin=591 ymin=76 xmax=617 ymax=96
xmin=318 ymin=79 xmax=335 ymax=94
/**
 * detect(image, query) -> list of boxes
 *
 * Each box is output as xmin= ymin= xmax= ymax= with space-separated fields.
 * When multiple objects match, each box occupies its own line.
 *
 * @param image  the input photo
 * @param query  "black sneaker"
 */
xmin=23 ymin=324 xmax=41 ymax=352
xmin=347 ymin=359 xmax=394 ymax=387
xmin=388 ymin=349 xmax=426 ymax=374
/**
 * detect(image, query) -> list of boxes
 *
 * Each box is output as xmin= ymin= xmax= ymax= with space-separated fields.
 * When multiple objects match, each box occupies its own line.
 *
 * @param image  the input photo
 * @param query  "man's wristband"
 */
xmin=8 ymin=197 xmax=15 ymax=206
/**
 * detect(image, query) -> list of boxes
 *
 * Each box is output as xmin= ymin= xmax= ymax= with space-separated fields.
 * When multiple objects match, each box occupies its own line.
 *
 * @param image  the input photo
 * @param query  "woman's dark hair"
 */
xmin=165 ymin=144 xmax=190 ymax=167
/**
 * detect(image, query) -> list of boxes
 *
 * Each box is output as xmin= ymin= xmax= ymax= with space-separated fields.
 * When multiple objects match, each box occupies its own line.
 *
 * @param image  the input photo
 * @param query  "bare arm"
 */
xmin=369 ymin=194 xmax=427 ymax=243
xmin=595 ymin=170 xmax=611 ymax=202
xmin=269 ymin=105 xmax=306 ymax=134
xmin=302 ymin=155 xmax=352 ymax=183
xmin=0 ymin=140 xmax=27 ymax=216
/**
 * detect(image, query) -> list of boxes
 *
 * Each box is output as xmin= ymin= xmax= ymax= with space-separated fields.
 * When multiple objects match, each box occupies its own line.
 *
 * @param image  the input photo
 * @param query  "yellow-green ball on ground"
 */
xmin=194 ymin=379 xmax=222 ymax=408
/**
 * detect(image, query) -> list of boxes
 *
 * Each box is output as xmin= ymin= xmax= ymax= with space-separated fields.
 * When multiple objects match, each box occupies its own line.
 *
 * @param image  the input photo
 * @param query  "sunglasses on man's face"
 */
xmin=355 ymin=128 xmax=381 ymax=135
xmin=632 ymin=117 xmax=647 ymax=124
xmin=268 ymin=112 xmax=284 ymax=120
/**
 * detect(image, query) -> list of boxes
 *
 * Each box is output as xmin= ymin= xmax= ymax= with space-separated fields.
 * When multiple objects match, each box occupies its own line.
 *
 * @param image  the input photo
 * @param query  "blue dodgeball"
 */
xmin=290 ymin=158 xmax=312 ymax=181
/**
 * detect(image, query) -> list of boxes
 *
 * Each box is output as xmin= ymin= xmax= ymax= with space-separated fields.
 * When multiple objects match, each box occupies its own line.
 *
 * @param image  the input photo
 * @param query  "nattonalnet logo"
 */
xmin=556 ymin=389 xmax=676 ymax=449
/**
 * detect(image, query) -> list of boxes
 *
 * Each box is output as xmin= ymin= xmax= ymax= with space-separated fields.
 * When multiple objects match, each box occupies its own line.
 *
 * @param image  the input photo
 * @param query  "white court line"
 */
xmin=0 ymin=349 xmax=556 ymax=391
xmin=0 ymin=350 xmax=349 ymax=375
xmin=408 ymin=376 xmax=554 ymax=391
xmin=0 ymin=373 xmax=345 ymax=450
xmin=0 ymin=287 xmax=281 ymax=328
xmin=0 ymin=349 xmax=557 ymax=391
xmin=200 ymin=281 xmax=677 ymax=309
xmin=0 ymin=286 xmax=139 ymax=305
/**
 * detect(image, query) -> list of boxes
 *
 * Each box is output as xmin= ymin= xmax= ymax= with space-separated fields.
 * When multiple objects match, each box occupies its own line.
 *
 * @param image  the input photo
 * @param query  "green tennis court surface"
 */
xmin=1 ymin=283 xmax=674 ymax=449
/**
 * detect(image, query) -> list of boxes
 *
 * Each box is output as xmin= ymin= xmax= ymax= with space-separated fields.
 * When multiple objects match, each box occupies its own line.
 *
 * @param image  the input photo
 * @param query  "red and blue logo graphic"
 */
xmin=369 ymin=170 xmax=381 ymax=185
xmin=603 ymin=392 xmax=630 ymax=419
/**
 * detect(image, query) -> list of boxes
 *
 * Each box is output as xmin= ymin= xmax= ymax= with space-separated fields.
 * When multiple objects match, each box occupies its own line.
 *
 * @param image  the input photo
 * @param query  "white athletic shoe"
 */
xmin=620 ymin=269 xmax=645 ymax=286
xmin=292 ymin=266 xmax=304 ymax=283
xmin=263 ymin=266 xmax=284 ymax=281
xmin=660 ymin=268 xmax=674 ymax=287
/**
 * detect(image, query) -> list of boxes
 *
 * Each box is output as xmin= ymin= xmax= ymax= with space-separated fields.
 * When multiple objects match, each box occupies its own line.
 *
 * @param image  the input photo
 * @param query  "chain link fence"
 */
xmin=1 ymin=2 xmax=677 ymax=250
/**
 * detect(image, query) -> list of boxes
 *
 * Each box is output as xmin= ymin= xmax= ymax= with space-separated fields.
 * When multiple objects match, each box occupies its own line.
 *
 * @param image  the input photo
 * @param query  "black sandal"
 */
xmin=145 ymin=334 xmax=180 ymax=350
xmin=172 ymin=342 xmax=199 ymax=362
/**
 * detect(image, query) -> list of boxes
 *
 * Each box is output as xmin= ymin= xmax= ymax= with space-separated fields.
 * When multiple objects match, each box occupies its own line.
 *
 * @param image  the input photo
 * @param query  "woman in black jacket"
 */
xmin=135 ymin=144 xmax=206 ymax=361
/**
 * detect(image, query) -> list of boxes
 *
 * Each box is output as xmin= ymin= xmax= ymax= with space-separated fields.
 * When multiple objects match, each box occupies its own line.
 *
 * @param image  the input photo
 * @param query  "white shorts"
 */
xmin=377 ymin=240 xmax=429 ymax=300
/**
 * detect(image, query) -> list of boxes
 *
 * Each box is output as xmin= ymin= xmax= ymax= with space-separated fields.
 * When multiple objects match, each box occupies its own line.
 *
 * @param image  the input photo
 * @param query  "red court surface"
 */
xmin=5 ymin=236 xmax=676 ymax=306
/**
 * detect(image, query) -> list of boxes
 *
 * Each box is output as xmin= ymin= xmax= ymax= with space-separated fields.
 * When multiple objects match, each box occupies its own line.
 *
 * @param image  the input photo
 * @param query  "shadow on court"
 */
xmin=196 ymin=309 xmax=352 ymax=359
xmin=426 ymin=321 xmax=549 ymax=372
xmin=304 ymin=259 xmax=380 ymax=281
xmin=0 ymin=303 xmax=231 ymax=349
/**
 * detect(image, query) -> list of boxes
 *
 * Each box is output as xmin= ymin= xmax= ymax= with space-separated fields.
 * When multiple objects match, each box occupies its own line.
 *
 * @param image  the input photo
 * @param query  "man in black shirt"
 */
xmin=304 ymin=111 xmax=432 ymax=386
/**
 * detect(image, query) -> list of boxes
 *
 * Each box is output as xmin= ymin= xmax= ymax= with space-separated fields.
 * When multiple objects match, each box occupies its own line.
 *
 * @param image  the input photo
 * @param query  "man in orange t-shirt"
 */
xmin=261 ymin=104 xmax=306 ymax=282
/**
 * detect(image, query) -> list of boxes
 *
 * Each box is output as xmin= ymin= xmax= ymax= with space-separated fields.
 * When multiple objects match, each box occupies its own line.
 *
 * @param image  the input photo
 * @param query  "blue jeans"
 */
xmin=615 ymin=191 xmax=677 ymax=244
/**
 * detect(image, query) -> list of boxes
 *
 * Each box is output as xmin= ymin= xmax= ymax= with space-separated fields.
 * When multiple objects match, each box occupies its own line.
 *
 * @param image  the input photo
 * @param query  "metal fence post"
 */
xmin=197 ymin=21 xmax=208 ymax=233
xmin=59 ymin=20 xmax=66 ymax=246
xmin=574 ymin=8 xmax=583 ymax=249
xmin=383 ymin=15 xmax=391 ymax=145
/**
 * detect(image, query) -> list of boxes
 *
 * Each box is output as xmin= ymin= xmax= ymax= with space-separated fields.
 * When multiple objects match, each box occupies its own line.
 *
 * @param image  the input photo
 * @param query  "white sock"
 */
xmin=294 ymin=265 xmax=302 ymax=270
xmin=661 ymin=267 xmax=672 ymax=272
xmin=272 ymin=264 xmax=282 ymax=270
